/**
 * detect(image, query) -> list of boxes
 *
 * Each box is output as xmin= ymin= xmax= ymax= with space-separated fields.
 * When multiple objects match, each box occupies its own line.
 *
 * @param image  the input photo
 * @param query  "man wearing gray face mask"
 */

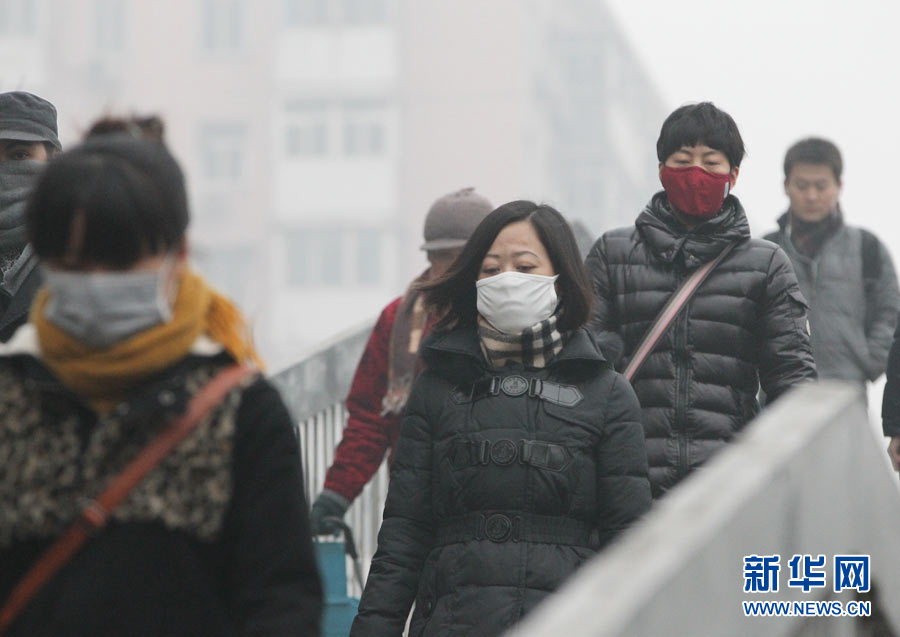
xmin=0 ymin=91 xmax=61 ymax=341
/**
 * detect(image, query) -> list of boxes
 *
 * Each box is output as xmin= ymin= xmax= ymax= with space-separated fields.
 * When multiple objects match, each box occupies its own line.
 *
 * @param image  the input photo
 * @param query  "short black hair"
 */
xmin=656 ymin=102 xmax=745 ymax=169
xmin=420 ymin=200 xmax=593 ymax=332
xmin=26 ymin=135 xmax=189 ymax=269
xmin=783 ymin=137 xmax=842 ymax=181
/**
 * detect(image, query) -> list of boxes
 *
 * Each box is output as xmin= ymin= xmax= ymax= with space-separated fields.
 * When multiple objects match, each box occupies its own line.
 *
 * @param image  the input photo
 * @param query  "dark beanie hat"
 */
xmin=0 ymin=91 xmax=61 ymax=150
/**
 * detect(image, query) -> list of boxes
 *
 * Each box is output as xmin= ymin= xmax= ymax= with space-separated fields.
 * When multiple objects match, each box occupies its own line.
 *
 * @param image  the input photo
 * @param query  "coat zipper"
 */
xmin=671 ymin=262 xmax=691 ymax=478
xmin=674 ymin=309 xmax=691 ymax=476
xmin=809 ymin=260 xmax=818 ymax=306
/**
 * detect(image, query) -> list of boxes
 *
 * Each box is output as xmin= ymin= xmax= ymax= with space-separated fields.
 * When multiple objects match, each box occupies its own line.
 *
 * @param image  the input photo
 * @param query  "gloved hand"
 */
xmin=309 ymin=489 xmax=350 ymax=535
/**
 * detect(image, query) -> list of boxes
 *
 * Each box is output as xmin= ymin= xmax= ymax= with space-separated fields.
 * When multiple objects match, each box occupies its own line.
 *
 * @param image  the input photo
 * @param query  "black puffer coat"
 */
xmin=350 ymin=327 xmax=650 ymax=636
xmin=882 ymin=325 xmax=900 ymax=436
xmin=586 ymin=192 xmax=816 ymax=497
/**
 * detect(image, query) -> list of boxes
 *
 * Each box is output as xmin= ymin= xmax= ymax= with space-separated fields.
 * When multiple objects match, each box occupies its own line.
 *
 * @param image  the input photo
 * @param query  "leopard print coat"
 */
xmin=0 ymin=331 xmax=252 ymax=547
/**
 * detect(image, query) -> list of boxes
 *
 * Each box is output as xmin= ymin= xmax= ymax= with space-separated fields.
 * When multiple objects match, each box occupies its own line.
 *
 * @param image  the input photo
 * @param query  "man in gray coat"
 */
xmin=765 ymin=137 xmax=900 ymax=385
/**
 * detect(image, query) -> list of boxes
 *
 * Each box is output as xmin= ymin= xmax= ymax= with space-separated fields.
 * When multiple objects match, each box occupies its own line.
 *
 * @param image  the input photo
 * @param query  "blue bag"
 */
xmin=315 ymin=518 xmax=363 ymax=637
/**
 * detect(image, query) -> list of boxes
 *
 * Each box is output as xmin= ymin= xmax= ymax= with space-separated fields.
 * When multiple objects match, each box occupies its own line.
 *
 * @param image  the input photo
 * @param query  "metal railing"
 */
xmin=509 ymin=382 xmax=900 ymax=637
xmin=270 ymin=319 xmax=384 ymax=598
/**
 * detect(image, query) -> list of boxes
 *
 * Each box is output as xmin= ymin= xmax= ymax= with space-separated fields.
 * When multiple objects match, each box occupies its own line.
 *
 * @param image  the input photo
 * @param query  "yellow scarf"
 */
xmin=31 ymin=269 xmax=263 ymax=412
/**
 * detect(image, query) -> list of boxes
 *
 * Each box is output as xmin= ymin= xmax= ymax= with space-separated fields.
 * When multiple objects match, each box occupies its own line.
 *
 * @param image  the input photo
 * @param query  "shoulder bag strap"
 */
xmin=0 ymin=363 xmax=257 ymax=635
xmin=623 ymin=242 xmax=737 ymax=383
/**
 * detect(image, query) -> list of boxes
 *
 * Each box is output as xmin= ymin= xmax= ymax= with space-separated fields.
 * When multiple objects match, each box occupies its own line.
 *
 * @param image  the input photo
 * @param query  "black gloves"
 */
xmin=309 ymin=489 xmax=350 ymax=535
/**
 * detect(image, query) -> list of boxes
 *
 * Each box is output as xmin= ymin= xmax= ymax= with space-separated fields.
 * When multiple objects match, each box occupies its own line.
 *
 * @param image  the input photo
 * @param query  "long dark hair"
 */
xmin=421 ymin=200 xmax=593 ymax=332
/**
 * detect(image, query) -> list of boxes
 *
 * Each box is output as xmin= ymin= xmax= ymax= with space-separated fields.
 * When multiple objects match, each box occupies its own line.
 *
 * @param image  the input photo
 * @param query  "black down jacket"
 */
xmin=586 ymin=192 xmax=816 ymax=498
xmin=350 ymin=326 xmax=651 ymax=636
xmin=882 ymin=325 xmax=900 ymax=436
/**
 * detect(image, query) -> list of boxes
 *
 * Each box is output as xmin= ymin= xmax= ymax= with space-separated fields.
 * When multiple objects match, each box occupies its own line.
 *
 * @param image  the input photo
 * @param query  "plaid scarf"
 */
xmin=381 ymin=270 xmax=430 ymax=415
xmin=477 ymin=314 xmax=566 ymax=369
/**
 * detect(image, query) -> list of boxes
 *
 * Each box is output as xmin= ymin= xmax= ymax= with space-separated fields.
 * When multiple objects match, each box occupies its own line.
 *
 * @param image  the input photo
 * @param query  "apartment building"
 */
xmin=0 ymin=0 xmax=664 ymax=368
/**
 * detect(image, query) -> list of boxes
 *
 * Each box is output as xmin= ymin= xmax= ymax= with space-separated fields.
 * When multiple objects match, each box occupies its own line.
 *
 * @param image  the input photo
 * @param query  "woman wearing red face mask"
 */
xmin=585 ymin=101 xmax=817 ymax=499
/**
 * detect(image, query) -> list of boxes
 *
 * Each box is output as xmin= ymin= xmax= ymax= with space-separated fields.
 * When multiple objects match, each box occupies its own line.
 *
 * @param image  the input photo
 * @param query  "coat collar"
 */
xmin=0 ymin=323 xmax=223 ymax=358
xmin=422 ymin=324 xmax=607 ymax=381
xmin=0 ymin=324 xmax=231 ymax=416
xmin=636 ymin=191 xmax=750 ymax=266
xmin=775 ymin=207 xmax=845 ymax=234
xmin=775 ymin=211 xmax=789 ymax=232
xmin=773 ymin=208 xmax=847 ymax=263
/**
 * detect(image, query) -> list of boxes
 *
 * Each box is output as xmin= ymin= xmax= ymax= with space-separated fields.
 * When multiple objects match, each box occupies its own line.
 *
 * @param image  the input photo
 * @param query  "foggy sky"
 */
xmin=607 ymin=0 xmax=896 ymax=242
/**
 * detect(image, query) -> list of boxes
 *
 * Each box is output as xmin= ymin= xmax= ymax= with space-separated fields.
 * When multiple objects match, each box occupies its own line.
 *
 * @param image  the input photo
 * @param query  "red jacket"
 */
xmin=323 ymin=297 xmax=414 ymax=502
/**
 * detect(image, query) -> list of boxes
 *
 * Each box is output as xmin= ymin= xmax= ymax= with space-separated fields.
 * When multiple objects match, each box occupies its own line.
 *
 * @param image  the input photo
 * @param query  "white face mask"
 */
xmin=476 ymin=271 xmax=559 ymax=334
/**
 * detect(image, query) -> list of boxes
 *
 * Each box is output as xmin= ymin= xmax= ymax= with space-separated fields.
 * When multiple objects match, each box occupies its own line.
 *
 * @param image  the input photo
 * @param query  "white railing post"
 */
xmin=271 ymin=318 xmax=385 ymax=597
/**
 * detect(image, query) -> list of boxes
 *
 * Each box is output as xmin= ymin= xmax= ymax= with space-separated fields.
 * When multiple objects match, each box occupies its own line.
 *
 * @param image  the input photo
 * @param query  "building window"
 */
xmin=340 ymin=0 xmax=387 ymax=24
xmin=286 ymin=227 xmax=384 ymax=287
xmin=343 ymin=122 xmax=384 ymax=155
xmin=284 ymin=0 xmax=327 ymax=25
xmin=287 ymin=124 xmax=328 ymax=156
xmin=283 ymin=0 xmax=388 ymax=26
xmin=0 ymin=0 xmax=37 ymax=35
xmin=95 ymin=0 xmax=125 ymax=51
xmin=194 ymin=245 xmax=254 ymax=305
xmin=284 ymin=100 xmax=329 ymax=157
xmin=202 ymin=0 xmax=241 ymax=53
xmin=283 ymin=98 xmax=389 ymax=158
xmin=286 ymin=228 xmax=342 ymax=286
xmin=199 ymin=123 xmax=245 ymax=180
xmin=342 ymin=100 xmax=386 ymax=156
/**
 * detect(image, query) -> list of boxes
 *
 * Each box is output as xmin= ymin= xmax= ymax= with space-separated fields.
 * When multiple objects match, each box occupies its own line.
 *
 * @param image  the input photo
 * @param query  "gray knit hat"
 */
xmin=420 ymin=187 xmax=493 ymax=251
xmin=0 ymin=91 xmax=61 ymax=150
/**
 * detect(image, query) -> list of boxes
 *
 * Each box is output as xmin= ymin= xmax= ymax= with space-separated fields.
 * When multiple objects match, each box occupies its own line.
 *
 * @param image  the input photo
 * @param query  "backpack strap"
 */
xmin=860 ymin=228 xmax=882 ymax=281
xmin=860 ymin=229 xmax=882 ymax=334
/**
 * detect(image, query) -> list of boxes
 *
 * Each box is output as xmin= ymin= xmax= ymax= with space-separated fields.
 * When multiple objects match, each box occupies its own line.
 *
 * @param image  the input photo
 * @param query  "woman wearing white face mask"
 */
xmin=351 ymin=201 xmax=651 ymax=637
xmin=0 ymin=136 xmax=322 ymax=636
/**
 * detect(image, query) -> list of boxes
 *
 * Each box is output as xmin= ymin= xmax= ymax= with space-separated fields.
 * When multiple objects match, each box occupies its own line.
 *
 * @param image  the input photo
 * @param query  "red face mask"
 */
xmin=660 ymin=165 xmax=733 ymax=219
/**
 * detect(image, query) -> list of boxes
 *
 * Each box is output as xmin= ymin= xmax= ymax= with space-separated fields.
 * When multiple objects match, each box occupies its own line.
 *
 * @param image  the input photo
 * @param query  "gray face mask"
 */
xmin=0 ymin=160 xmax=44 ymax=254
xmin=42 ymin=259 xmax=175 ymax=349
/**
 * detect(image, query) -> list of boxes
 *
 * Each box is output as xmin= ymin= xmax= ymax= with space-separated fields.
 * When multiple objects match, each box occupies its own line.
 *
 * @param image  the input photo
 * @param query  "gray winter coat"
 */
xmin=765 ymin=213 xmax=900 ymax=384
